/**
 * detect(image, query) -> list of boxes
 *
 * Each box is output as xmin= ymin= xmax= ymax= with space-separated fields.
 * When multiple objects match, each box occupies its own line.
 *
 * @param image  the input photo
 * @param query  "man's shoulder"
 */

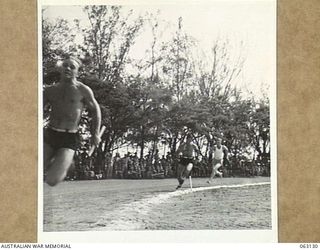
xmin=77 ymin=82 xmax=94 ymax=96
xmin=77 ymin=81 xmax=91 ymax=91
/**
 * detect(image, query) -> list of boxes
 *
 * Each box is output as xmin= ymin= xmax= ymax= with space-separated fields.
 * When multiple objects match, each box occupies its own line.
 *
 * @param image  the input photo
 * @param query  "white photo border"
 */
xmin=38 ymin=0 xmax=278 ymax=243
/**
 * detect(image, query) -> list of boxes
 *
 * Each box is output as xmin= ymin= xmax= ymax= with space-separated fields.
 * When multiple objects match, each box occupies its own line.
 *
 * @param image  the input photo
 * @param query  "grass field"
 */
xmin=43 ymin=177 xmax=271 ymax=232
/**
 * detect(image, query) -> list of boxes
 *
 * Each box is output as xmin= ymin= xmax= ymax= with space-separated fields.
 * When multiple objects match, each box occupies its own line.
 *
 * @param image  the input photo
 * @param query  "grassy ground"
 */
xmin=43 ymin=177 xmax=271 ymax=231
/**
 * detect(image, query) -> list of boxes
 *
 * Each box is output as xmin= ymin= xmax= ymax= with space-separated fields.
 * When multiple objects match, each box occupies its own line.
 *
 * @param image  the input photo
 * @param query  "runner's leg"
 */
xmin=176 ymin=163 xmax=185 ymax=188
xmin=208 ymin=164 xmax=215 ymax=183
xmin=44 ymin=143 xmax=55 ymax=178
xmin=213 ymin=162 xmax=222 ymax=177
xmin=208 ymin=161 xmax=220 ymax=183
xmin=46 ymin=148 xmax=75 ymax=186
xmin=184 ymin=163 xmax=193 ymax=177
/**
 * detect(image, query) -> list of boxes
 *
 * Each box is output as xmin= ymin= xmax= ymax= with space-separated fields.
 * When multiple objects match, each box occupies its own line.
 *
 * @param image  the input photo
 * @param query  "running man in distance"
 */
xmin=175 ymin=134 xmax=199 ymax=189
xmin=43 ymin=55 xmax=102 ymax=186
xmin=207 ymin=138 xmax=229 ymax=184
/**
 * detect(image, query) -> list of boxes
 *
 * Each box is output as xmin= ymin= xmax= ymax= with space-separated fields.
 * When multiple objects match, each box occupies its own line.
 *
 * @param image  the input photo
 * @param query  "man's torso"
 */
xmin=213 ymin=146 xmax=224 ymax=160
xmin=46 ymin=82 xmax=85 ymax=131
xmin=180 ymin=143 xmax=196 ymax=158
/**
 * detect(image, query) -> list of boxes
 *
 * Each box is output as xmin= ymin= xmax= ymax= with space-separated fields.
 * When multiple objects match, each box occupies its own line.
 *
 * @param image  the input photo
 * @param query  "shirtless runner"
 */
xmin=175 ymin=134 xmax=198 ymax=189
xmin=43 ymin=56 xmax=102 ymax=186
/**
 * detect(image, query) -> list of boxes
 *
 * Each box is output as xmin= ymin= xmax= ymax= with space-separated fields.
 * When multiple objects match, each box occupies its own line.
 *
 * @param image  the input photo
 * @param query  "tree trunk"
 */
xmin=140 ymin=126 xmax=145 ymax=163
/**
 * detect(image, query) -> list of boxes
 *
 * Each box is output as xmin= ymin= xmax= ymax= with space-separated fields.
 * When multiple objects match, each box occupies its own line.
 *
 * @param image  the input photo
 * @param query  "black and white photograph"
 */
xmin=39 ymin=0 xmax=277 ymax=242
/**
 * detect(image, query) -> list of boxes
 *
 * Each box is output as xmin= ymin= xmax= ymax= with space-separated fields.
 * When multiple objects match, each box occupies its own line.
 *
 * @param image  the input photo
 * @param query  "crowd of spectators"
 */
xmin=66 ymin=150 xmax=270 ymax=181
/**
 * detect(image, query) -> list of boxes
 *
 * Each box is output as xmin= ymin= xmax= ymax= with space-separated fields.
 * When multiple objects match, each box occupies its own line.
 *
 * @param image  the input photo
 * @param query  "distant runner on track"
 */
xmin=175 ymin=134 xmax=198 ymax=190
xmin=207 ymin=138 xmax=228 ymax=184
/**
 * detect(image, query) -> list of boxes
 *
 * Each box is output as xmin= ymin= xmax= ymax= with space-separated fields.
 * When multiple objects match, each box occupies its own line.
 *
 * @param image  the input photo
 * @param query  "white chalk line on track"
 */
xmin=93 ymin=181 xmax=270 ymax=230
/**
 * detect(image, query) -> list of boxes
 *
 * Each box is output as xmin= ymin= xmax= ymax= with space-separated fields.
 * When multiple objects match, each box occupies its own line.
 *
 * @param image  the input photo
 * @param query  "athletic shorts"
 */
xmin=179 ymin=157 xmax=194 ymax=166
xmin=213 ymin=158 xmax=223 ymax=166
xmin=44 ymin=127 xmax=79 ymax=151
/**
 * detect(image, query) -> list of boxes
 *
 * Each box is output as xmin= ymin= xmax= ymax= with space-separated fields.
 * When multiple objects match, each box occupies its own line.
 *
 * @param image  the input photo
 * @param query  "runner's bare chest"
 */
xmin=50 ymin=84 xmax=85 ymax=111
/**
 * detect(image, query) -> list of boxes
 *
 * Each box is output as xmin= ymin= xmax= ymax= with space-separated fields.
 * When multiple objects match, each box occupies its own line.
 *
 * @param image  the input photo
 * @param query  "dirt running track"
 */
xmin=43 ymin=177 xmax=271 ymax=231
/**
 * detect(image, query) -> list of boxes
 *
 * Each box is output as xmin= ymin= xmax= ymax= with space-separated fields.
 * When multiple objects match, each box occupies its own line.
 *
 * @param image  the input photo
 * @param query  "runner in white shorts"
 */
xmin=207 ymin=138 xmax=228 ymax=184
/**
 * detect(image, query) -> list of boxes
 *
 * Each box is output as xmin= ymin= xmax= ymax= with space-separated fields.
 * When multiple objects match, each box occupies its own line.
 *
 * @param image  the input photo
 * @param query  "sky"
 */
xmin=42 ymin=0 xmax=276 ymax=99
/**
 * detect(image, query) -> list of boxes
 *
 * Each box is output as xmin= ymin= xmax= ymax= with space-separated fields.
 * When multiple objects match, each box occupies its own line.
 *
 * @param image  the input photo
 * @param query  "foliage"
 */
xmin=42 ymin=6 xmax=271 ymax=172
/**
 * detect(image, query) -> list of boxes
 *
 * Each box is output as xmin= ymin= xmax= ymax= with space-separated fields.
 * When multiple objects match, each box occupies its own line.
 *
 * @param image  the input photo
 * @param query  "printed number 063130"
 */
xmin=300 ymin=244 xmax=318 ymax=249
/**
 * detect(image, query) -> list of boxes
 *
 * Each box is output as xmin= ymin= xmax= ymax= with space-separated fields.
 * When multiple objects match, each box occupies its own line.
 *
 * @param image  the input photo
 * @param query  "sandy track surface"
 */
xmin=43 ymin=177 xmax=271 ymax=231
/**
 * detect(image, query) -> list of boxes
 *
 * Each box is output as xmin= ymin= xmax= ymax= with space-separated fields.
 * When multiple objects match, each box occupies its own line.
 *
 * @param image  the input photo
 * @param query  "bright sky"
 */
xmin=42 ymin=0 xmax=276 ymax=98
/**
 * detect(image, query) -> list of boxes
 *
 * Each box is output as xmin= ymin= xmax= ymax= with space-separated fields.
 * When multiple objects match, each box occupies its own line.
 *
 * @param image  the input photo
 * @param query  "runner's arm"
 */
xmin=43 ymin=86 xmax=50 ymax=108
xmin=176 ymin=144 xmax=183 ymax=155
xmin=223 ymin=145 xmax=229 ymax=159
xmin=83 ymin=86 xmax=102 ymax=146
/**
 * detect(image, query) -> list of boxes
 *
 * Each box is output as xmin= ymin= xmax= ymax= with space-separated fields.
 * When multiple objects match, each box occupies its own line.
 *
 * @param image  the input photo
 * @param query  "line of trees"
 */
xmin=42 ymin=6 xmax=270 ymax=171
